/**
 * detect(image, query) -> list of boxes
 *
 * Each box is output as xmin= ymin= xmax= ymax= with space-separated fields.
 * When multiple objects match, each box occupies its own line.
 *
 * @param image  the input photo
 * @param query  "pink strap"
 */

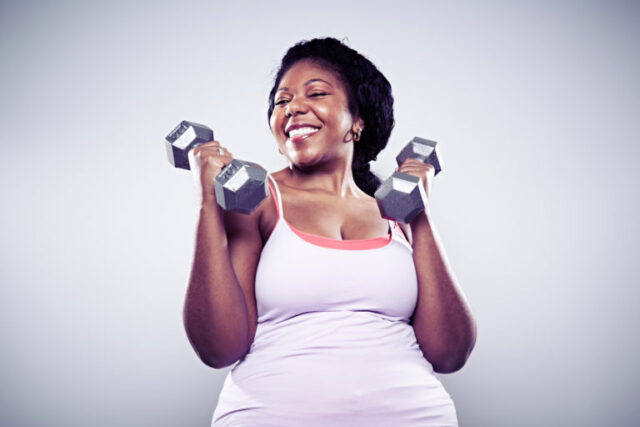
xmin=267 ymin=179 xmax=281 ymax=218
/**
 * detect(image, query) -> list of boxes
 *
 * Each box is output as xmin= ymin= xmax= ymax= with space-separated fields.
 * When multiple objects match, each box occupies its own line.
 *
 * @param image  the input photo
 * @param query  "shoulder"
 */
xmin=271 ymin=168 xmax=289 ymax=182
xmin=249 ymin=169 xmax=288 ymax=244
xmin=220 ymin=169 xmax=283 ymax=246
xmin=269 ymin=168 xmax=299 ymax=196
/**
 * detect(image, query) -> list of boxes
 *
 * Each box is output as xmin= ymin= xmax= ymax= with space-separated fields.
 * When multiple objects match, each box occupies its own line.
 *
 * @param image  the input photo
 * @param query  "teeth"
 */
xmin=288 ymin=127 xmax=319 ymax=138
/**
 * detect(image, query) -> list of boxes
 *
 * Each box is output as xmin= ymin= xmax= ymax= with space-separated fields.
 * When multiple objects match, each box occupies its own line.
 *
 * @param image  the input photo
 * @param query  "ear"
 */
xmin=352 ymin=117 xmax=365 ymax=133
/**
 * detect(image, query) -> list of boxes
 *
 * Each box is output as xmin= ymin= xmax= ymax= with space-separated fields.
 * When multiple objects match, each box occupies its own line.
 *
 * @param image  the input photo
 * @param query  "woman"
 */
xmin=183 ymin=37 xmax=477 ymax=426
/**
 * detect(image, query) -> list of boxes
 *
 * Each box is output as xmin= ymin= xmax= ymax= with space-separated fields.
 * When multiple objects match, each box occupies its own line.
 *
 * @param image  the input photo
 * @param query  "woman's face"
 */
xmin=269 ymin=59 xmax=362 ymax=169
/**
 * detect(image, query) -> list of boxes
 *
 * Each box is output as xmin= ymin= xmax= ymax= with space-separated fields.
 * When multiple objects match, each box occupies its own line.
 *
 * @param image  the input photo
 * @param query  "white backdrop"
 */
xmin=1 ymin=1 xmax=638 ymax=426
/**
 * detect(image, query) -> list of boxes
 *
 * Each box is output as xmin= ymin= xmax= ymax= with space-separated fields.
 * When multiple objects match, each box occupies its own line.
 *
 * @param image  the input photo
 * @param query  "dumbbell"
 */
xmin=374 ymin=137 xmax=443 ymax=224
xmin=165 ymin=120 xmax=268 ymax=215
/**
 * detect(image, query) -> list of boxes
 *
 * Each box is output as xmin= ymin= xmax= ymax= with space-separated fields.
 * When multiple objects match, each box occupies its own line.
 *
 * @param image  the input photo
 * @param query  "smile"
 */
xmin=288 ymin=127 xmax=320 ymax=138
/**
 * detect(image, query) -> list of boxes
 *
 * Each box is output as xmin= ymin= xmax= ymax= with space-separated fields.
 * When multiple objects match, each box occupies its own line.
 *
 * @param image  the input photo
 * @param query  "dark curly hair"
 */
xmin=267 ymin=37 xmax=395 ymax=196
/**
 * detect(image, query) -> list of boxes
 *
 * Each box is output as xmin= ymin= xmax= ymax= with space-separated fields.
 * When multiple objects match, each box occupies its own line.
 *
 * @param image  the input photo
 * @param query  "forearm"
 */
xmin=183 ymin=201 xmax=249 ymax=368
xmin=410 ymin=211 xmax=477 ymax=373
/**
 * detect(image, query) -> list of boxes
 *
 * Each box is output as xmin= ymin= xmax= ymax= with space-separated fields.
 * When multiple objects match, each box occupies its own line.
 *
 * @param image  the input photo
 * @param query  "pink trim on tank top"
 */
xmin=267 ymin=180 xmax=393 ymax=250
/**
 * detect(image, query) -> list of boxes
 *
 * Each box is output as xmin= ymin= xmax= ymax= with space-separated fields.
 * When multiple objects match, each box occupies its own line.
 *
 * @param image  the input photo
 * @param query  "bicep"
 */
xmin=224 ymin=210 xmax=263 ymax=351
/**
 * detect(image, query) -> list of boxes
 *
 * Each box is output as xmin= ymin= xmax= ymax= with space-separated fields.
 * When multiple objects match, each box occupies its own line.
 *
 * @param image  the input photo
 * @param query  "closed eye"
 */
xmin=275 ymin=92 xmax=326 ymax=106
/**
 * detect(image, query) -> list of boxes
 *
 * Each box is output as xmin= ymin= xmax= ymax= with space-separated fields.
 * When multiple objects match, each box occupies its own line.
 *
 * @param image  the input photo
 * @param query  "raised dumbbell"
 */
xmin=165 ymin=120 xmax=268 ymax=215
xmin=374 ymin=137 xmax=443 ymax=224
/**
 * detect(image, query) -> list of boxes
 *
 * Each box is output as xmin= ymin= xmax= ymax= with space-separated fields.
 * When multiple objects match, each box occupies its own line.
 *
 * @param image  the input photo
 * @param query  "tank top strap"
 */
xmin=388 ymin=220 xmax=399 ymax=235
xmin=267 ymin=174 xmax=284 ymax=219
xmin=389 ymin=220 xmax=413 ymax=252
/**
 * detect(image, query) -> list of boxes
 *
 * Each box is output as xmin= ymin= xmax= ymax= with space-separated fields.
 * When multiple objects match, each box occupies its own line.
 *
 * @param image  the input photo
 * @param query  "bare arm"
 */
xmin=397 ymin=159 xmax=477 ymax=374
xmin=181 ymin=141 xmax=262 ymax=369
xmin=404 ymin=215 xmax=477 ymax=374
xmin=183 ymin=202 xmax=247 ymax=368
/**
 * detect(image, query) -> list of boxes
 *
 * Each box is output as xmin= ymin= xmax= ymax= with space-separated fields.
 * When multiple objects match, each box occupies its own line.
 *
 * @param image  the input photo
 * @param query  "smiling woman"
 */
xmin=267 ymin=38 xmax=395 ymax=197
xmin=270 ymin=60 xmax=360 ymax=171
xmin=182 ymin=37 xmax=476 ymax=427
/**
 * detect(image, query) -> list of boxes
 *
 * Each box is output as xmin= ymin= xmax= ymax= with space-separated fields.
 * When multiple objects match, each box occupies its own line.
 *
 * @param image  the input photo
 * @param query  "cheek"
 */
xmin=336 ymin=109 xmax=354 ymax=130
xmin=269 ymin=113 xmax=276 ymax=133
xmin=270 ymin=113 xmax=287 ymax=155
xmin=269 ymin=113 xmax=280 ymax=135
xmin=319 ymin=100 xmax=353 ymax=130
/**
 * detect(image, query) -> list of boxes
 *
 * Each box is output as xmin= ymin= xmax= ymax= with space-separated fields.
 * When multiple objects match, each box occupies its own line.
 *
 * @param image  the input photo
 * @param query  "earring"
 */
xmin=353 ymin=129 xmax=362 ymax=142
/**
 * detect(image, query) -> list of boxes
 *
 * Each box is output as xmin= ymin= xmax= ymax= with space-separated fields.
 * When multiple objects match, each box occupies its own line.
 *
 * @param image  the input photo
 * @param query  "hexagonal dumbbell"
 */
xmin=165 ymin=120 xmax=268 ymax=215
xmin=374 ymin=137 xmax=443 ymax=224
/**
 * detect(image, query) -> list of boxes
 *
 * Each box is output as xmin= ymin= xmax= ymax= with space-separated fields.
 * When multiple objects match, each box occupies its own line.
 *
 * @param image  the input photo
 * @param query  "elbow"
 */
xmin=192 ymin=343 xmax=248 ymax=369
xmin=432 ymin=344 xmax=474 ymax=373
xmin=433 ymin=354 xmax=469 ymax=374
xmin=195 ymin=348 xmax=226 ymax=369
xmin=202 ymin=353 xmax=242 ymax=370
xmin=207 ymin=340 xmax=251 ymax=369
xmin=432 ymin=333 xmax=477 ymax=374
xmin=182 ymin=309 xmax=250 ymax=370
xmin=183 ymin=324 xmax=249 ymax=370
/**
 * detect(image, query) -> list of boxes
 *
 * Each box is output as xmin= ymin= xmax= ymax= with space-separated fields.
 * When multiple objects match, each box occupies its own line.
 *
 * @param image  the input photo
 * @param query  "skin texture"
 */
xmin=182 ymin=59 xmax=477 ymax=372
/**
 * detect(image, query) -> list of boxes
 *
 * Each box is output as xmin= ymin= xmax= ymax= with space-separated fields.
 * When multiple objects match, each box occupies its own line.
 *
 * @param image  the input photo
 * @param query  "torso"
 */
xmin=258 ymin=168 xmax=395 ymax=244
xmin=213 ymin=171 xmax=457 ymax=425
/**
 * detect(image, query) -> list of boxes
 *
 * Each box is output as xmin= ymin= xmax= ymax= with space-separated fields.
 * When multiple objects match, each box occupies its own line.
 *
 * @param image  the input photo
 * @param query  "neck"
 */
xmin=285 ymin=158 xmax=365 ymax=199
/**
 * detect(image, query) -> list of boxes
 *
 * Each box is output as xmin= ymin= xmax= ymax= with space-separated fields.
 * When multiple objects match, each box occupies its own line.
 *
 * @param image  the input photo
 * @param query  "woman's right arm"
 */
xmin=182 ymin=142 xmax=262 ymax=369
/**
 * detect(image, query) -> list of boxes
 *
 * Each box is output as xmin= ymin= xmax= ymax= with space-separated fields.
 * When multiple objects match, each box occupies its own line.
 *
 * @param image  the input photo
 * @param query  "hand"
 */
xmin=396 ymin=158 xmax=436 ymax=217
xmin=188 ymin=141 xmax=234 ymax=204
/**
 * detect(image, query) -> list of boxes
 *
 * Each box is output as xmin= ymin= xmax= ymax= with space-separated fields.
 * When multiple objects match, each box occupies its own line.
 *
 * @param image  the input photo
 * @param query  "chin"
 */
xmin=287 ymin=149 xmax=320 ymax=168
xmin=290 ymin=158 xmax=316 ymax=169
xmin=291 ymin=156 xmax=324 ymax=171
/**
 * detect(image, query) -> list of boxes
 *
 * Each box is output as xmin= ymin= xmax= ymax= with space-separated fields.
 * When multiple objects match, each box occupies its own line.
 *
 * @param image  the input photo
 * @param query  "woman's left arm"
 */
xmin=398 ymin=159 xmax=477 ymax=374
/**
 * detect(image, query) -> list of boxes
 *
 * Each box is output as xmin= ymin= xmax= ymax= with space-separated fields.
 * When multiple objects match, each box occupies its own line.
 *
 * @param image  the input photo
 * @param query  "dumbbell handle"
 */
xmin=395 ymin=136 xmax=442 ymax=174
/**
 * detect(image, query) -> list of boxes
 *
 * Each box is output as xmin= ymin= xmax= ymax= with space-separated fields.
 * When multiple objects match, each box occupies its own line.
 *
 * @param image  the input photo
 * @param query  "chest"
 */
xmin=280 ymin=190 xmax=390 ymax=240
xmin=255 ymin=230 xmax=418 ymax=323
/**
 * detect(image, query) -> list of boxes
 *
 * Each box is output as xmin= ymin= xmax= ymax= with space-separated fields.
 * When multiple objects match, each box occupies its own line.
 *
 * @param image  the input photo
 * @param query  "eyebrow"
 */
xmin=277 ymin=78 xmax=333 ymax=92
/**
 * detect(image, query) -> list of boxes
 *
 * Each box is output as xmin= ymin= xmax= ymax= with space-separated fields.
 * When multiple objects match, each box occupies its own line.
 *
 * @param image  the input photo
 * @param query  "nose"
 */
xmin=285 ymin=96 xmax=308 ymax=117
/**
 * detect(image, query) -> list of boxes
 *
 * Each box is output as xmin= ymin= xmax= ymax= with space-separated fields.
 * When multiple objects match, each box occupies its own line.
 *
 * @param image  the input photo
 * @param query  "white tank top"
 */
xmin=212 ymin=174 xmax=458 ymax=426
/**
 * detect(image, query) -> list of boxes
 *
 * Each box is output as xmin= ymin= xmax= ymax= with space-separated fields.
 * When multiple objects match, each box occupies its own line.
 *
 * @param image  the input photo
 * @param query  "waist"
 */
xmin=247 ymin=310 xmax=425 ymax=363
xmin=226 ymin=311 xmax=445 ymax=411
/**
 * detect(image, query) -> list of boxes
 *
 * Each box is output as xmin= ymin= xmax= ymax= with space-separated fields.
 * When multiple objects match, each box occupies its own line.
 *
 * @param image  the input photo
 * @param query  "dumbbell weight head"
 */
xmin=165 ymin=120 xmax=214 ymax=170
xmin=165 ymin=120 xmax=268 ymax=215
xmin=374 ymin=172 xmax=428 ymax=224
xmin=214 ymin=159 xmax=268 ymax=215
xmin=374 ymin=137 xmax=442 ymax=224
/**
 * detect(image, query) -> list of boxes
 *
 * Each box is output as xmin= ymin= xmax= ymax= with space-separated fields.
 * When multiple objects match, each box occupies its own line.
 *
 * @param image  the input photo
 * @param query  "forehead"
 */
xmin=278 ymin=59 xmax=345 ymax=89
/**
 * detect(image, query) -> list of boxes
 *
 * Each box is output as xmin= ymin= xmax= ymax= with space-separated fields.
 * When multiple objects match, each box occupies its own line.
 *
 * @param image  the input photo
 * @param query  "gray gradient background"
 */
xmin=1 ymin=1 xmax=638 ymax=426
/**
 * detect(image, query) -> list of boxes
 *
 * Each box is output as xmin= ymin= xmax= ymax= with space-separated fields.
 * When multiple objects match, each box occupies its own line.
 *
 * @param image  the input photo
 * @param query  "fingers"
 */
xmin=192 ymin=141 xmax=232 ymax=158
xmin=395 ymin=159 xmax=435 ymax=200
xmin=395 ymin=158 xmax=435 ymax=176
xmin=189 ymin=140 xmax=234 ymax=167
xmin=187 ymin=141 xmax=236 ymax=200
